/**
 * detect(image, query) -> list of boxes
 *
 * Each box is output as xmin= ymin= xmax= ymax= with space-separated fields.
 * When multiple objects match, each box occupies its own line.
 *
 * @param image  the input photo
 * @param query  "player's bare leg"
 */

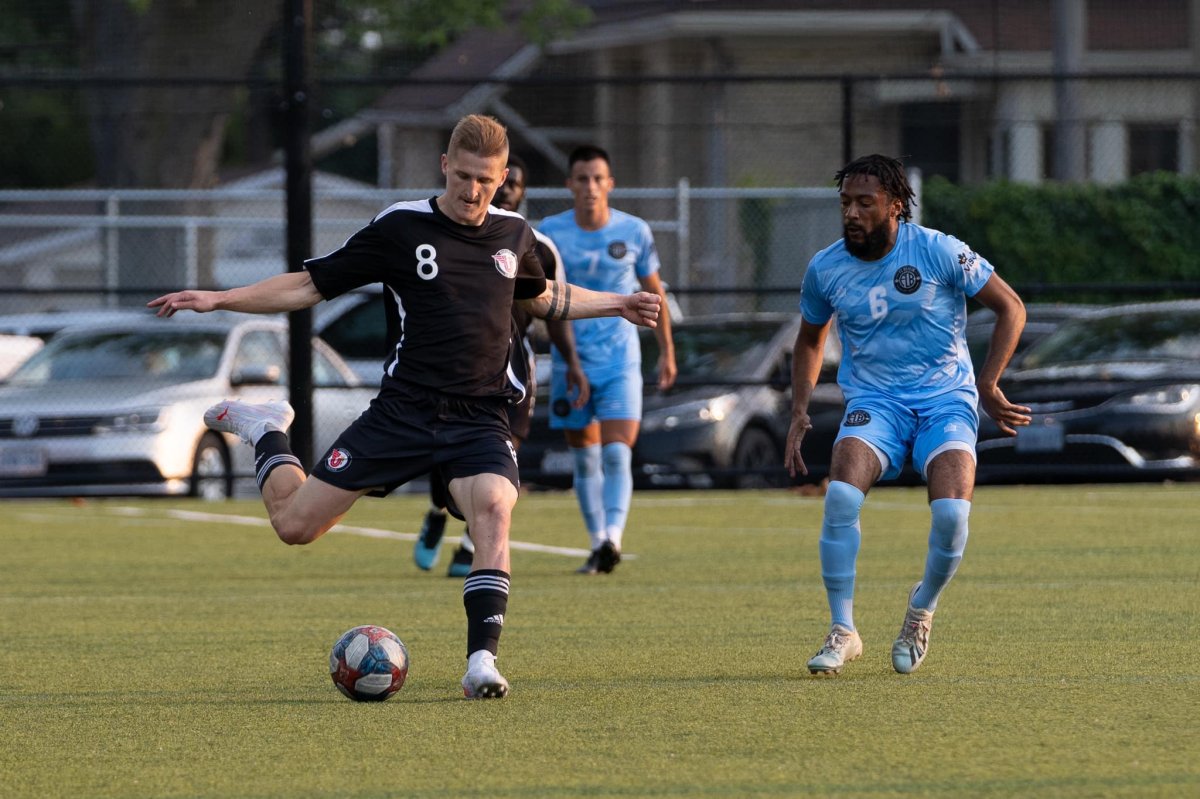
xmin=449 ymin=473 xmax=516 ymax=698
xmin=203 ymin=398 xmax=364 ymax=547
xmin=262 ymin=472 xmax=365 ymax=546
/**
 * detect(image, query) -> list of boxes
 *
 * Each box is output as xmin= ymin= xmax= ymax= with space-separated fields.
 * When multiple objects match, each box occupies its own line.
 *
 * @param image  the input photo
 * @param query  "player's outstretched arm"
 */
xmin=148 ymin=271 xmax=323 ymax=317
xmin=518 ymin=281 xmax=660 ymax=328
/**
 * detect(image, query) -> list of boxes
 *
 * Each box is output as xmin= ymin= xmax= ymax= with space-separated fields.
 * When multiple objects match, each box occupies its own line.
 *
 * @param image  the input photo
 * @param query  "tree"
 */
xmin=72 ymin=0 xmax=280 ymax=189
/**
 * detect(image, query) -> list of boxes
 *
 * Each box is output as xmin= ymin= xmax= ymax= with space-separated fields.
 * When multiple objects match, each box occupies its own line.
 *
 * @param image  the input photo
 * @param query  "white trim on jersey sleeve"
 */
xmin=488 ymin=205 xmax=526 ymax=221
xmin=532 ymin=227 xmax=567 ymax=283
xmin=373 ymin=197 xmax=434 ymax=223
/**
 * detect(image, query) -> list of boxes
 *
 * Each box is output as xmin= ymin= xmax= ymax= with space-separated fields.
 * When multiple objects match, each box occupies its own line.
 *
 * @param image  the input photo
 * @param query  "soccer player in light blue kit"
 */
xmin=786 ymin=154 xmax=1030 ymax=675
xmin=540 ymin=145 xmax=676 ymax=574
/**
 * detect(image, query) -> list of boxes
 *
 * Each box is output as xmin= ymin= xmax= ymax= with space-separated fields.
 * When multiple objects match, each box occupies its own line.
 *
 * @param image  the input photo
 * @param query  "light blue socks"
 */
xmin=913 ymin=498 xmax=970 ymax=611
xmin=820 ymin=480 xmax=865 ymax=631
xmin=571 ymin=444 xmax=605 ymax=549
xmin=601 ymin=442 xmax=633 ymax=549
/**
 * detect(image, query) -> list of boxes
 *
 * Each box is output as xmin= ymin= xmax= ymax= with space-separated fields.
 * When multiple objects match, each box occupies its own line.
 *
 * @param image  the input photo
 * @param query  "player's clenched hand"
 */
xmin=147 ymin=290 xmax=219 ymax=317
xmin=785 ymin=413 xmax=813 ymax=477
xmin=979 ymin=384 xmax=1031 ymax=437
xmin=622 ymin=291 xmax=660 ymax=328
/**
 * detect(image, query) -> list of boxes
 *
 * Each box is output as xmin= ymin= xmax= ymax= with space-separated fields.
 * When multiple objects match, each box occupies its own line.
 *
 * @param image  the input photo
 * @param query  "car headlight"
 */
xmin=1111 ymin=384 xmax=1200 ymax=413
xmin=641 ymin=394 xmax=739 ymax=433
xmin=92 ymin=407 xmax=168 ymax=435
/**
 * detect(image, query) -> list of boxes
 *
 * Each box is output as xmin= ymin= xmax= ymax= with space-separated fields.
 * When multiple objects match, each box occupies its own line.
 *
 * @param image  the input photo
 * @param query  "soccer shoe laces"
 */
xmin=820 ymin=628 xmax=853 ymax=655
xmin=896 ymin=613 xmax=930 ymax=648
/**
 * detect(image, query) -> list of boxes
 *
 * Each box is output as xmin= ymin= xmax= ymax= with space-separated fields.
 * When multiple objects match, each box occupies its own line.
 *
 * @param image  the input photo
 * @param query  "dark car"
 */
xmin=966 ymin=302 xmax=1093 ymax=371
xmin=975 ymin=300 xmax=1200 ymax=483
xmin=521 ymin=313 xmax=843 ymax=489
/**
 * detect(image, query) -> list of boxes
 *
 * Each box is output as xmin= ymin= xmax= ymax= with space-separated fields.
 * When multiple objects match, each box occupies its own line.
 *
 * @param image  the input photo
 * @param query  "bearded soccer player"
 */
xmin=786 ymin=154 xmax=1029 ymax=676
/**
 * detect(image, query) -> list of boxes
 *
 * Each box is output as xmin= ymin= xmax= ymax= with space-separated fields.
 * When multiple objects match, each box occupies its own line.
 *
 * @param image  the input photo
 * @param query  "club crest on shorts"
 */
xmin=893 ymin=265 xmax=921 ymax=294
xmin=845 ymin=410 xmax=871 ymax=426
xmin=325 ymin=447 xmax=352 ymax=471
xmin=492 ymin=249 xmax=518 ymax=278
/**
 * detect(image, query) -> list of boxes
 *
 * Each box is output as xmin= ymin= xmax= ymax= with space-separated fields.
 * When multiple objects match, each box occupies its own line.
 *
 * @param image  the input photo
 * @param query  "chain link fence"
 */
xmin=2 ymin=0 xmax=1198 ymax=495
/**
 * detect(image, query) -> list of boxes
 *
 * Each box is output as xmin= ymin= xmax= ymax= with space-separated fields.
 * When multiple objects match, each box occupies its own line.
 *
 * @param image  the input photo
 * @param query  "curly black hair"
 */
xmin=835 ymin=154 xmax=917 ymax=222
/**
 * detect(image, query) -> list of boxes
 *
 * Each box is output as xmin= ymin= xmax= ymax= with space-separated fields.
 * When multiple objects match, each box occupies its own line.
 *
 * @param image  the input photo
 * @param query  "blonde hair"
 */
xmin=448 ymin=114 xmax=509 ymax=159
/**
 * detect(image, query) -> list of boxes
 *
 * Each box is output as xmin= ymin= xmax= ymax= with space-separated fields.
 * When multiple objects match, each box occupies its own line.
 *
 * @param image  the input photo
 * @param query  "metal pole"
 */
xmin=283 ymin=0 xmax=314 ymax=469
xmin=1053 ymin=0 xmax=1087 ymax=182
xmin=841 ymin=77 xmax=854 ymax=166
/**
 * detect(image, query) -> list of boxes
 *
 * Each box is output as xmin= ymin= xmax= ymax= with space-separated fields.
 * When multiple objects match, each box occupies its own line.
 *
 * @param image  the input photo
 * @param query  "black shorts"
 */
xmin=312 ymin=381 xmax=520 ymax=500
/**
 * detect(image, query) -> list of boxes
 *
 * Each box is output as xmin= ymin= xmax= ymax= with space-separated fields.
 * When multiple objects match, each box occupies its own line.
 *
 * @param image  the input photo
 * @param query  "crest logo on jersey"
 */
xmin=492 ymin=249 xmax=518 ymax=279
xmin=325 ymin=447 xmax=352 ymax=472
xmin=893 ymin=265 xmax=921 ymax=295
xmin=958 ymin=250 xmax=978 ymax=271
xmin=845 ymin=410 xmax=871 ymax=427
xmin=607 ymin=241 xmax=627 ymax=259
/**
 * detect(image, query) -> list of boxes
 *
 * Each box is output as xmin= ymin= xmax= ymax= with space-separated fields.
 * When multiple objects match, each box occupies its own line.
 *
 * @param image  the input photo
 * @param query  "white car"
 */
xmin=0 ymin=313 xmax=375 ymax=499
xmin=0 ymin=334 xmax=43 ymax=379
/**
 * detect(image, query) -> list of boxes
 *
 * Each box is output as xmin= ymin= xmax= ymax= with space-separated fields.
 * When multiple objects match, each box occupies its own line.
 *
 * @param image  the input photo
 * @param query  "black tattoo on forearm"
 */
xmin=547 ymin=281 xmax=572 ymax=321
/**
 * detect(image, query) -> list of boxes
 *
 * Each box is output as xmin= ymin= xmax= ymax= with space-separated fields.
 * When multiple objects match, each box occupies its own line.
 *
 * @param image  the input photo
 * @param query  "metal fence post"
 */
xmin=676 ymin=176 xmax=690 ymax=316
xmin=105 ymin=195 xmax=119 ymax=309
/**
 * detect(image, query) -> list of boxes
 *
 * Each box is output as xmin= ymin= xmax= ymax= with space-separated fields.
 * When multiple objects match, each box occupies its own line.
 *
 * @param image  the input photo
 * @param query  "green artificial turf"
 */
xmin=0 ymin=485 xmax=1197 ymax=798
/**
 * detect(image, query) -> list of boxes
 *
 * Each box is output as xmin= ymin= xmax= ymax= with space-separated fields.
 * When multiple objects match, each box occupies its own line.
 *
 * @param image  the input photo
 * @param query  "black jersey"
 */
xmin=306 ymin=197 xmax=547 ymax=398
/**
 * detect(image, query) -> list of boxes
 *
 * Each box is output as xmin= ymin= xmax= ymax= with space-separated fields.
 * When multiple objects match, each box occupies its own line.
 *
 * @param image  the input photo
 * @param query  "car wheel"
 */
xmin=191 ymin=432 xmax=232 ymax=501
xmin=731 ymin=427 xmax=781 ymax=489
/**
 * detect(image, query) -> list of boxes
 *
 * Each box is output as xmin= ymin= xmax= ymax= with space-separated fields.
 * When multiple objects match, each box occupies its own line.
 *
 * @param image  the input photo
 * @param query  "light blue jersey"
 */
xmin=801 ymin=222 xmax=994 ymax=406
xmin=539 ymin=208 xmax=660 ymax=376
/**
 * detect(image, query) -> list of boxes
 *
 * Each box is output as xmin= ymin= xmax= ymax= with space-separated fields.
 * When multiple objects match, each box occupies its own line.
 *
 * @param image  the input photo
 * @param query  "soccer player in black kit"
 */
xmin=413 ymin=152 xmax=590 ymax=577
xmin=148 ymin=115 xmax=661 ymax=699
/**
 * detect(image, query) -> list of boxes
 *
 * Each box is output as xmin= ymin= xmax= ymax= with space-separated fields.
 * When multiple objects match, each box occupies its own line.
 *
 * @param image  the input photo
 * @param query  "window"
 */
xmin=318 ymin=296 xmax=389 ymax=360
xmin=1128 ymin=124 xmax=1179 ymax=176
xmin=900 ymin=102 xmax=960 ymax=182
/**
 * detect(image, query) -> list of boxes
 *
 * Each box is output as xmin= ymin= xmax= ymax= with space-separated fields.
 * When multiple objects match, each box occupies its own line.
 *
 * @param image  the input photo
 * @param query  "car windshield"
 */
xmin=1020 ymin=310 xmax=1200 ymax=368
xmin=641 ymin=320 xmax=782 ymax=382
xmin=8 ymin=329 xmax=226 ymax=385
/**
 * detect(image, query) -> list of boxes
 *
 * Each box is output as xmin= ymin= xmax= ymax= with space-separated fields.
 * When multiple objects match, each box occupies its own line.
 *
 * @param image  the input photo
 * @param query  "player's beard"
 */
xmin=842 ymin=224 xmax=890 ymax=260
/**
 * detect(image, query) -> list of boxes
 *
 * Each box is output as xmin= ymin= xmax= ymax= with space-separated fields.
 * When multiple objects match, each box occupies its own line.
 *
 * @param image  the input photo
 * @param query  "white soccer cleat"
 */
xmin=806 ymin=624 xmax=863 ymax=675
xmin=462 ymin=650 xmax=509 ymax=699
xmin=891 ymin=583 xmax=934 ymax=674
xmin=204 ymin=399 xmax=294 ymax=446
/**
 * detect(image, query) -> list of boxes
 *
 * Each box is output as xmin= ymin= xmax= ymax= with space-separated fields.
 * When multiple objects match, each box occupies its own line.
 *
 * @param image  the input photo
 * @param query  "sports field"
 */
xmin=1 ymin=484 xmax=1196 ymax=798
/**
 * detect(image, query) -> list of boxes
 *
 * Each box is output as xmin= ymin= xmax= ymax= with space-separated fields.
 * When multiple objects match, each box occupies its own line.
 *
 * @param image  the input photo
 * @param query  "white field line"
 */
xmin=103 ymin=505 xmax=603 ymax=559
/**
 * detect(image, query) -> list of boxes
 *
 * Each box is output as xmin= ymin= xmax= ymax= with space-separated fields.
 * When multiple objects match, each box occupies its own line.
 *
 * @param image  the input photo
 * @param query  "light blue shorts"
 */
xmin=549 ymin=364 xmax=643 ymax=430
xmin=834 ymin=389 xmax=979 ymax=481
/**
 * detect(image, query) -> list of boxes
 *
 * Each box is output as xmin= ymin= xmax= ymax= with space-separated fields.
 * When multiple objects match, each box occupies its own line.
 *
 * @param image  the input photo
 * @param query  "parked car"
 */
xmin=520 ymin=313 xmax=844 ymax=489
xmin=312 ymin=288 xmax=388 ymax=384
xmin=0 ymin=335 xmax=43 ymax=379
xmin=0 ymin=313 xmax=376 ymax=499
xmin=966 ymin=302 xmax=1094 ymax=371
xmin=976 ymin=300 xmax=1200 ymax=483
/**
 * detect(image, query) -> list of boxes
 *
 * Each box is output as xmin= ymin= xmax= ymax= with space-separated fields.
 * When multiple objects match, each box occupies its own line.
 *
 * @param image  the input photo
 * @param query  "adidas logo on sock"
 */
xmin=482 ymin=614 xmax=505 ymax=626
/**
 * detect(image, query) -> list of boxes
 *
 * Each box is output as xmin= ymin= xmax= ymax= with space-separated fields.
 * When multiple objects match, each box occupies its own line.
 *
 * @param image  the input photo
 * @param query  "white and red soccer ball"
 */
xmin=329 ymin=625 xmax=409 ymax=701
